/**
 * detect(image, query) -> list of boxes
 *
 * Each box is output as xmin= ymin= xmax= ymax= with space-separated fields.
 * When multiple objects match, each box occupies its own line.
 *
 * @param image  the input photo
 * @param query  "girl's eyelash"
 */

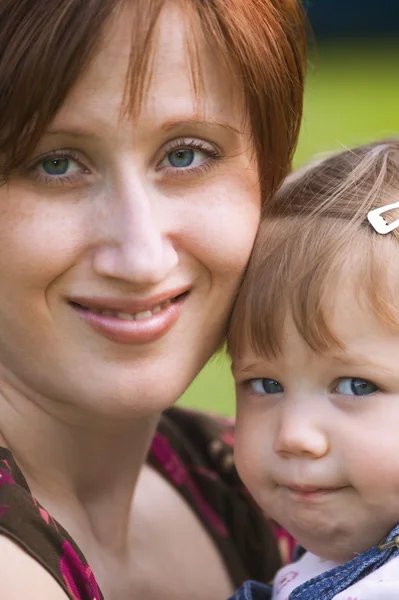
xmin=237 ymin=379 xmax=258 ymax=391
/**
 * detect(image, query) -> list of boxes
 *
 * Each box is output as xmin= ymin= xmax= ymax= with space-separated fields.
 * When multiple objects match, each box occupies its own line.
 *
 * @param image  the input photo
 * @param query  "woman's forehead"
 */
xmin=52 ymin=3 xmax=245 ymax=136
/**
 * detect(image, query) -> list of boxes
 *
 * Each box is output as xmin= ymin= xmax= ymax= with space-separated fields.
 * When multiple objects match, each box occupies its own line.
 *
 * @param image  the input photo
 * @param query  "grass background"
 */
xmin=178 ymin=41 xmax=399 ymax=416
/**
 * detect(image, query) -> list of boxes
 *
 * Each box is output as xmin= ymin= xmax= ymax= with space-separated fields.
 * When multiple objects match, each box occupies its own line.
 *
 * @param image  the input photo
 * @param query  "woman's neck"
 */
xmin=0 ymin=374 xmax=160 ymax=552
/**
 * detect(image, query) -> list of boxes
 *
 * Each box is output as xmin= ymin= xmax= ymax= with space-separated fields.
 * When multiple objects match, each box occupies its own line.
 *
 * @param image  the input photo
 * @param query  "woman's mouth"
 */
xmin=69 ymin=291 xmax=189 ymax=344
xmin=77 ymin=298 xmax=174 ymax=321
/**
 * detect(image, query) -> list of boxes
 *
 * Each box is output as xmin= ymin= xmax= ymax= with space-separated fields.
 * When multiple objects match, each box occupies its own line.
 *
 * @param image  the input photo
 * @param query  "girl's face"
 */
xmin=233 ymin=285 xmax=399 ymax=564
xmin=0 ymin=5 xmax=260 ymax=420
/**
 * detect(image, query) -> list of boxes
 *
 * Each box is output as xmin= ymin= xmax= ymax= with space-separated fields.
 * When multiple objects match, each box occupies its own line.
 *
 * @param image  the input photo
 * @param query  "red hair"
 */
xmin=0 ymin=0 xmax=306 ymax=199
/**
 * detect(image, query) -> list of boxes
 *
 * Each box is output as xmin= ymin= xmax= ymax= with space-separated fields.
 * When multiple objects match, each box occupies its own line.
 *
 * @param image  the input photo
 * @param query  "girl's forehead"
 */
xmin=234 ymin=304 xmax=399 ymax=377
xmin=229 ymin=210 xmax=399 ymax=365
xmin=232 ymin=260 xmax=399 ymax=373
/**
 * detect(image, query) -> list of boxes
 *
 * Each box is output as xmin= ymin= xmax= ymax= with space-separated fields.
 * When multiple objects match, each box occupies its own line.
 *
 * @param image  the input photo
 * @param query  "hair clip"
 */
xmin=367 ymin=201 xmax=399 ymax=234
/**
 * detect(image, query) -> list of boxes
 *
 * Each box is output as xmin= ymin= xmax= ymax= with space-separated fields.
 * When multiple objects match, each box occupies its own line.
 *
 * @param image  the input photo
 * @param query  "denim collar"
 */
xmin=229 ymin=524 xmax=399 ymax=600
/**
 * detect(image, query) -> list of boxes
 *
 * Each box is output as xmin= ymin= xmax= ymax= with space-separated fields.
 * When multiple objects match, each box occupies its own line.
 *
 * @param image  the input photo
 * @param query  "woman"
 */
xmin=0 ymin=1 xmax=306 ymax=598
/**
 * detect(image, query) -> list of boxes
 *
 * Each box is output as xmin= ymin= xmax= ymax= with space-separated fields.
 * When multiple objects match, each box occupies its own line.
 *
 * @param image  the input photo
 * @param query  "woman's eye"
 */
xmin=167 ymin=148 xmax=197 ymax=168
xmin=250 ymin=378 xmax=284 ymax=395
xmin=156 ymin=138 xmax=220 ymax=174
xmin=333 ymin=377 xmax=378 ymax=397
xmin=39 ymin=156 xmax=81 ymax=177
xmin=159 ymin=147 xmax=208 ymax=170
xmin=23 ymin=151 xmax=90 ymax=187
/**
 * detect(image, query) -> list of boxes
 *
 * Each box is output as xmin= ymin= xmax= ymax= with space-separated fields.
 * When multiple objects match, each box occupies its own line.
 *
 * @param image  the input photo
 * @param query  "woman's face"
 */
xmin=0 ymin=5 xmax=260 ymax=420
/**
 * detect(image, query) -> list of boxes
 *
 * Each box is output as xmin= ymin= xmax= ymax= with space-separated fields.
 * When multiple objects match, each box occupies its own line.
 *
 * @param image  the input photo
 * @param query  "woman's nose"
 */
xmin=92 ymin=178 xmax=178 ymax=287
xmin=272 ymin=398 xmax=329 ymax=459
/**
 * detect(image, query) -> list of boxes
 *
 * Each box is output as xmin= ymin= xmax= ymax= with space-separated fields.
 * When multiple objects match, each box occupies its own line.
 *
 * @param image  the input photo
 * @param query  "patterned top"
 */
xmin=0 ymin=406 xmax=289 ymax=599
xmin=229 ymin=525 xmax=399 ymax=600
xmin=271 ymin=531 xmax=399 ymax=600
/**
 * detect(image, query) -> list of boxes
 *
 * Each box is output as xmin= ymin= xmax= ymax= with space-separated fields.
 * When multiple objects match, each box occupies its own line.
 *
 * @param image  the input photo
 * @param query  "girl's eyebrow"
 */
xmin=231 ymin=360 xmax=267 ymax=375
xmin=328 ymin=352 xmax=386 ymax=372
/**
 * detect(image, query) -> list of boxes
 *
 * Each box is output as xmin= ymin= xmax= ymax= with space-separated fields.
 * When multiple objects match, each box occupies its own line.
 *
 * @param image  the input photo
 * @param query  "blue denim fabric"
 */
xmin=228 ymin=523 xmax=399 ymax=600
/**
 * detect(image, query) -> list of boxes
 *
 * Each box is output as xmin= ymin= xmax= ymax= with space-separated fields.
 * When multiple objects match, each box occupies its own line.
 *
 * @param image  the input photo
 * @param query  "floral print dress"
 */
xmin=0 ymin=407 xmax=293 ymax=599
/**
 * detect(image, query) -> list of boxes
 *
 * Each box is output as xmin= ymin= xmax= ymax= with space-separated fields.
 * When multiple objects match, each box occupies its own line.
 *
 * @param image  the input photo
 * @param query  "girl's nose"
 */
xmin=273 ymin=398 xmax=329 ymax=459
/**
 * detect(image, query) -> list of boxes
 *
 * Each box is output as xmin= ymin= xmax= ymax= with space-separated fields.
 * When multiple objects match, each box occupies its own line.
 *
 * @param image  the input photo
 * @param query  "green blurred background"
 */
xmin=179 ymin=5 xmax=399 ymax=415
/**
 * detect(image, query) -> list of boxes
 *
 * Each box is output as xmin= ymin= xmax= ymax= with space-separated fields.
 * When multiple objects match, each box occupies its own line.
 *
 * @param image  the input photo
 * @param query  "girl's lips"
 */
xmin=70 ymin=294 xmax=187 ymax=345
xmin=285 ymin=485 xmax=347 ymax=501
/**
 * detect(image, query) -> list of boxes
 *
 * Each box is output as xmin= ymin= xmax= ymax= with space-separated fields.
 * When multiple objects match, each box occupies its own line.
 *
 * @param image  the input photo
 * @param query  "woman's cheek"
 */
xmin=180 ymin=177 xmax=261 ymax=279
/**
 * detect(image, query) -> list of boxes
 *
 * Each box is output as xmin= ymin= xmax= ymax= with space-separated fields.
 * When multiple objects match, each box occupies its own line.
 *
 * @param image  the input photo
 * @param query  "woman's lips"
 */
xmin=69 ymin=292 xmax=188 ymax=345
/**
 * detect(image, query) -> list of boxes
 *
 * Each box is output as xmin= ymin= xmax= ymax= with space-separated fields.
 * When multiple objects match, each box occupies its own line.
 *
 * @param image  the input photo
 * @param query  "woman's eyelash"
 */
xmin=24 ymin=149 xmax=89 ymax=187
xmin=26 ymin=149 xmax=83 ymax=169
xmin=156 ymin=137 xmax=222 ymax=177
xmin=164 ymin=137 xmax=220 ymax=155
xmin=22 ymin=136 xmax=223 ymax=188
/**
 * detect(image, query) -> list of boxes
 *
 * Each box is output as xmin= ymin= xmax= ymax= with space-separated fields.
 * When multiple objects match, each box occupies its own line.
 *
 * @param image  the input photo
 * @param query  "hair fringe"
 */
xmin=0 ymin=0 xmax=307 ymax=203
xmin=228 ymin=138 xmax=399 ymax=359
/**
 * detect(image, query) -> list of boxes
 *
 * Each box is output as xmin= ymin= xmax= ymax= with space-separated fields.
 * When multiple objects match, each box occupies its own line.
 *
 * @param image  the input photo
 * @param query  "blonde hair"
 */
xmin=228 ymin=138 xmax=399 ymax=359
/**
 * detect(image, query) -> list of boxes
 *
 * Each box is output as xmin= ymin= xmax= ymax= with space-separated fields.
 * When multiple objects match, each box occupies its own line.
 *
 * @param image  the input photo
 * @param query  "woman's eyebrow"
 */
xmin=45 ymin=119 xmax=244 ymax=141
xmin=44 ymin=128 xmax=98 ymax=141
xmin=161 ymin=118 xmax=244 ymax=135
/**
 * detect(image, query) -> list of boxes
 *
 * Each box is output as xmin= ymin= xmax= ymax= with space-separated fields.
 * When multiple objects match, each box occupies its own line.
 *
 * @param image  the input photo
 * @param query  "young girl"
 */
xmin=228 ymin=139 xmax=399 ymax=600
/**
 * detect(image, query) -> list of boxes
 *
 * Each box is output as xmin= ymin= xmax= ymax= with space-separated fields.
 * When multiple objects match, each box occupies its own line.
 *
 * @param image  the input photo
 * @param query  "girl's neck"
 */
xmin=0 ymin=374 xmax=160 ymax=552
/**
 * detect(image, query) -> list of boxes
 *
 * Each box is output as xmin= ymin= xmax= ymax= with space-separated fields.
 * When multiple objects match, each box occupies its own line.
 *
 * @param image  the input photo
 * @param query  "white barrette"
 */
xmin=367 ymin=201 xmax=399 ymax=234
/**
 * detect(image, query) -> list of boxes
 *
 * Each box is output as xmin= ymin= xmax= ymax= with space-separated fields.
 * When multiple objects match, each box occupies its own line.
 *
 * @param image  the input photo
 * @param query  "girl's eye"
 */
xmin=250 ymin=378 xmax=284 ymax=395
xmin=333 ymin=377 xmax=378 ymax=397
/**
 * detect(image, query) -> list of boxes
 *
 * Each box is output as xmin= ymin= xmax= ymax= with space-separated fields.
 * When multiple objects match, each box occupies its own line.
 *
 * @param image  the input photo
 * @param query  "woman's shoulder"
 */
xmin=0 ymin=448 xmax=103 ymax=600
xmin=0 ymin=535 xmax=69 ymax=599
xmin=149 ymin=406 xmax=285 ymax=586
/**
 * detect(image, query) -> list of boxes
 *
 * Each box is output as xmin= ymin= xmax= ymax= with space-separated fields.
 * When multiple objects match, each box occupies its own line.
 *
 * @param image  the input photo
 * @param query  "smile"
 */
xmin=69 ymin=290 xmax=189 ymax=345
xmin=79 ymin=298 xmax=173 ymax=321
